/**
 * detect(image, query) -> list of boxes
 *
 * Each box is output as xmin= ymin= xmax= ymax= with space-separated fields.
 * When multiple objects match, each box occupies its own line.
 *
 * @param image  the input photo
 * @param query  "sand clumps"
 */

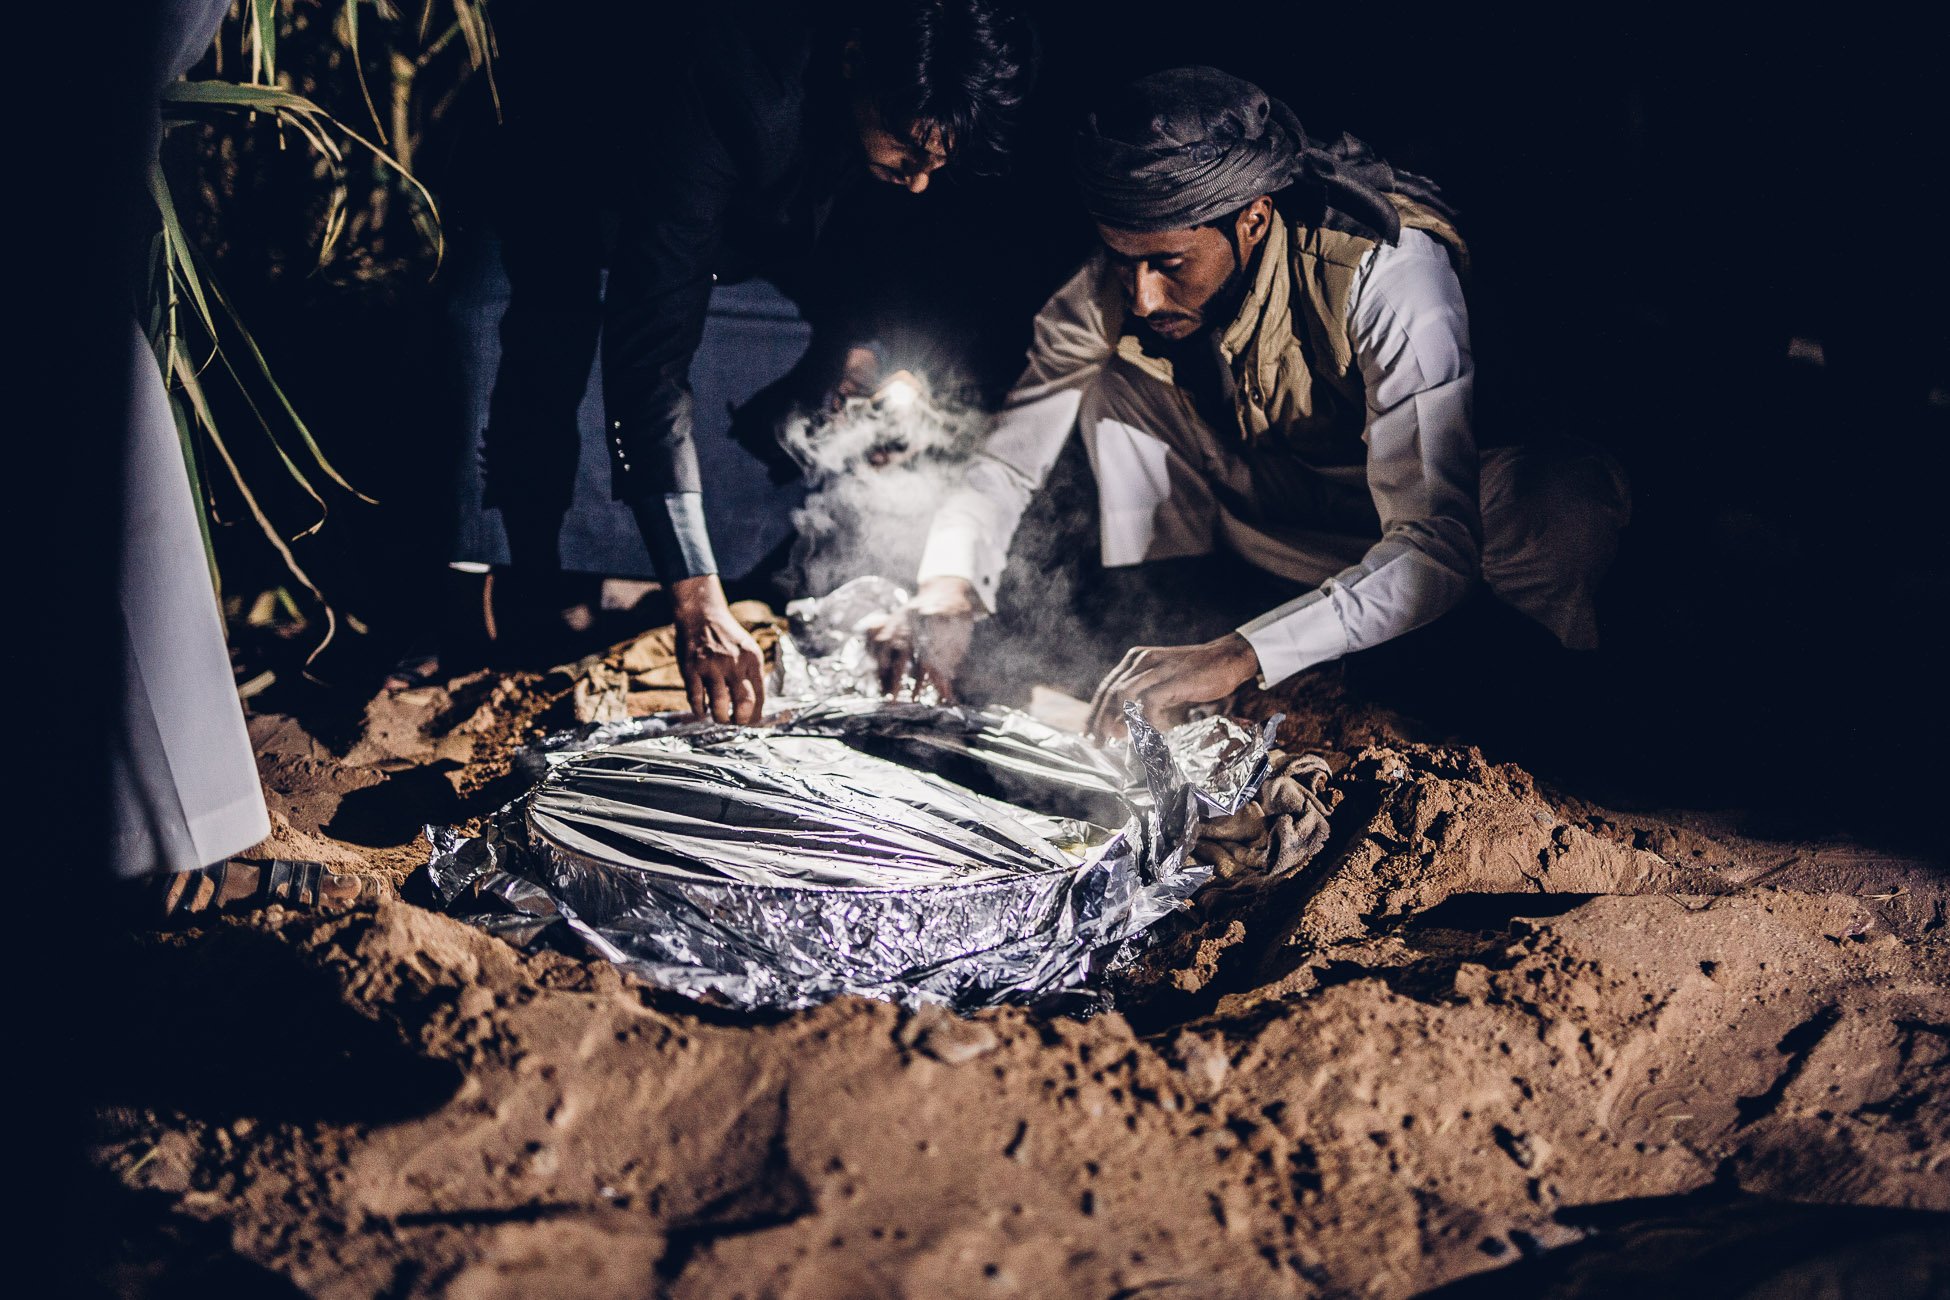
xmin=88 ymin=652 xmax=1950 ymax=1297
xmin=93 ymin=877 xmax=1950 ymax=1296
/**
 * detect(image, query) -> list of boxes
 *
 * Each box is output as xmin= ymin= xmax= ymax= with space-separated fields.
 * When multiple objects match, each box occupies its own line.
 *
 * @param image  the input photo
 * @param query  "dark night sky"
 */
xmin=858 ymin=3 xmax=1948 ymax=409
xmin=842 ymin=1 xmax=1949 ymax=570
xmin=823 ymin=1 xmax=1950 ymax=830
xmin=229 ymin=1 xmax=1950 ymax=830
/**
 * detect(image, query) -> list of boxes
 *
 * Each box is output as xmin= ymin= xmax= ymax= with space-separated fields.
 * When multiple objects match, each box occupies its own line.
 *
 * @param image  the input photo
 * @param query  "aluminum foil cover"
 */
xmin=427 ymin=578 xmax=1277 ymax=1010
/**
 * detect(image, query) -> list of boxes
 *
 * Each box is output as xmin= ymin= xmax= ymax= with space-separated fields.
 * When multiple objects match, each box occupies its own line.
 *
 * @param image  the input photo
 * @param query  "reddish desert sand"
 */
xmin=91 ymin=611 xmax=1950 ymax=1297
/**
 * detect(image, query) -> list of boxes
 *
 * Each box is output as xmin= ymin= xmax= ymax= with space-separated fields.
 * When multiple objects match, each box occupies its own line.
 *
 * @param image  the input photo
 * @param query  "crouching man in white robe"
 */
xmin=872 ymin=66 xmax=1629 ymax=735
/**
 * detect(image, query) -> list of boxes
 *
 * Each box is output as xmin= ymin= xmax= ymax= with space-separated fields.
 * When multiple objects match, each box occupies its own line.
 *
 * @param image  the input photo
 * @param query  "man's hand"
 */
xmin=834 ymin=344 xmax=883 ymax=405
xmin=671 ymin=574 xmax=765 ymax=724
xmin=864 ymin=576 xmax=980 ymax=699
xmin=1086 ymin=633 xmax=1260 ymax=741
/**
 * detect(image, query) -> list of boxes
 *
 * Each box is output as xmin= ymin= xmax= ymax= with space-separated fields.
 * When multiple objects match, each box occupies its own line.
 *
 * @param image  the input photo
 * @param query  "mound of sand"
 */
xmin=88 ymin=650 xmax=1950 ymax=1297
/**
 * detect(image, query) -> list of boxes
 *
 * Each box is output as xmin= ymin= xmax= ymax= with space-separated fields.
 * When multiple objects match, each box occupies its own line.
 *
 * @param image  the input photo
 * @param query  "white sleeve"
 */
xmin=916 ymin=258 xmax=1116 ymax=611
xmin=1237 ymin=229 xmax=1480 ymax=685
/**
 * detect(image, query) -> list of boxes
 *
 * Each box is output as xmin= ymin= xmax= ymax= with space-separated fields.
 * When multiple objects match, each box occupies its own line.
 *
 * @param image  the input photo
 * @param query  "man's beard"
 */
xmin=1135 ymin=249 xmax=1253 ymax=345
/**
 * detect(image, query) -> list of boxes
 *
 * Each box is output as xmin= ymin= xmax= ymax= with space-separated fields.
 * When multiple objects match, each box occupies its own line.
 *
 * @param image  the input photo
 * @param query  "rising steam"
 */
xmin=776 ymin=375 xmax=1116 ymax=708
xmin=780 ymin=375 xmax=986 ymax=600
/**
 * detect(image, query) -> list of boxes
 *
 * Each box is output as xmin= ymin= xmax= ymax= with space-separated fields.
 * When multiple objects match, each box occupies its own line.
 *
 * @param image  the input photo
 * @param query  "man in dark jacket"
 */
xmin=480 ymin=0 xmax=1030 ymax=722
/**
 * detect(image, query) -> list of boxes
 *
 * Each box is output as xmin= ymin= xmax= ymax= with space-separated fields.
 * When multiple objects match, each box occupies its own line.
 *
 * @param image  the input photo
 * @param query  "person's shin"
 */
xmin=500 ymin=506 xmax=566 ymax=573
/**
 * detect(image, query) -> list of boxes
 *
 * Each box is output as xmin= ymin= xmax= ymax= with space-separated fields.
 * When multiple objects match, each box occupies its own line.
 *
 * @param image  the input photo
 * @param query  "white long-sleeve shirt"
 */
xmin=918 ymin=226 xmax=1479 ymax=687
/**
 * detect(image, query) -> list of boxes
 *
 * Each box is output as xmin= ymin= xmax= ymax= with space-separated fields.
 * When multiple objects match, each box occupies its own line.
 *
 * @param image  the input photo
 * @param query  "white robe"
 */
xmin=917 ymin=229 xmax=1629 ymax=684
xmin=110 ymin=322 xmax=269 ymax=876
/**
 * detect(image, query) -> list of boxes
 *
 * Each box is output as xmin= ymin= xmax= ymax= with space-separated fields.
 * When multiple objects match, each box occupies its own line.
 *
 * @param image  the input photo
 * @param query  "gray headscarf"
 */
xmin=1074 ymin=66 xmax=1454 ymax=241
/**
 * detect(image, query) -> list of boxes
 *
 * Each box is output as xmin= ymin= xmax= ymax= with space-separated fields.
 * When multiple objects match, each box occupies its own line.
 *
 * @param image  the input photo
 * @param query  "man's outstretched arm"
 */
xmin=915 ymin=256 xmax=1118 ymax=609
xmin=874 ymin=259 xmax=1116 ymax=694
xmin=601 ymin=70 xmax=763 ymax=722
xmin=1236 ymin=229 xmax=1481 ymax=686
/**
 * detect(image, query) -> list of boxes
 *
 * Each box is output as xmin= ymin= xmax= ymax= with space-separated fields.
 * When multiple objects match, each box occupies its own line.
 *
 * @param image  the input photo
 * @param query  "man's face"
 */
xmin=854 ymin=100 xmax=951 ymax=194
xmin=1098 ymin=199 xmax=1270 ymax=342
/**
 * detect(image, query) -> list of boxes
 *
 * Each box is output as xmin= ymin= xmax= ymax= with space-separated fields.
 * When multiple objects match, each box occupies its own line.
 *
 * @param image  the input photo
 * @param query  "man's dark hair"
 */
xmin=847 ymin=0 xmax=1035 ymax=173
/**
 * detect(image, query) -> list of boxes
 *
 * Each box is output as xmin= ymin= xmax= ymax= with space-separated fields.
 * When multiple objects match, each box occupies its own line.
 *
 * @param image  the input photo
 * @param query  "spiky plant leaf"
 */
xmin=340 ymin=0 xmax=390 ymax=143
xmin=248 ymin=0 xmax=279 ymax=86
xmin=163 ymin=78 xmax=444 ymax=271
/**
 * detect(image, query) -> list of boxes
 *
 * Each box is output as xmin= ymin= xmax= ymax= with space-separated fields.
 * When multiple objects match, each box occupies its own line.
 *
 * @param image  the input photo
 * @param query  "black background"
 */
xmin=707 ymin=1 xmax=1950 ymax=840
xmin=247 ymin=1 xmax=1950 ymax=839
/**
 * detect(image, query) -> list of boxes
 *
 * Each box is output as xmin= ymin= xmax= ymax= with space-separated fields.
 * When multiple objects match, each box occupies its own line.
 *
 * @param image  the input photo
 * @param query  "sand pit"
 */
xmin=87 ymin=619 xmax=1950 ymax=1296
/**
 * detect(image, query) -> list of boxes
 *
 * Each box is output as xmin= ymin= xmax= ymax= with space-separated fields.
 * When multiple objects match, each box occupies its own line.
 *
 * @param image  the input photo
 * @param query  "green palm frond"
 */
xmin=338 ymin=0 xmax=389 ymax=143
xmin=161 ymin=78 xmax=445 ymax=273
xmin=247 ymin=0 xmax=278 ymax=86
xmin=155 ymin=0 xmax=495 ymax=674
xmin=445 ymin=0 xmax=502 ymax=118
xmin=149 ymin=163 xmax=348 ymax=663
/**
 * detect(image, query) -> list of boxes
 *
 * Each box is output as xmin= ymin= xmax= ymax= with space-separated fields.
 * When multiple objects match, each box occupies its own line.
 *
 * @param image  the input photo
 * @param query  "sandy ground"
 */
xmin=89 ymin=616 xmax=1950 ymax=1297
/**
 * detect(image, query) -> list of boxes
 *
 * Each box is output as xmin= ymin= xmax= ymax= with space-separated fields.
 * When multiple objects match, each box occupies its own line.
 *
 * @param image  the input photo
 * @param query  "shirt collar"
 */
xmin=1219 ymin=209 xmax=1289 ymax=360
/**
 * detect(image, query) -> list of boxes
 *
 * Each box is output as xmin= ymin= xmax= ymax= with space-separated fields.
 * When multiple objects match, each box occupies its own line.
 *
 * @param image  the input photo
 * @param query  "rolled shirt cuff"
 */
xmin=915 ymin=514 xmax=1001 ymax=614
xmin=1236 ymin=588 xmax=1349 ymax=688
xmin=629 ymin=491 xmax=719 ymax=582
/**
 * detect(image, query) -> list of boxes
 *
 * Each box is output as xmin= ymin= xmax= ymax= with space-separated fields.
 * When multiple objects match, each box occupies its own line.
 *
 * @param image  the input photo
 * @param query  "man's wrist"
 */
xmin=670 ymin=573 xmax=727 ymax=619
xmin=629 ymin=492 xmax=719 ymax=584
xmin=1219 ymin=631 xmax=1262 ymax=687
xmin=912 ymin=574 xmax=980 ymax=618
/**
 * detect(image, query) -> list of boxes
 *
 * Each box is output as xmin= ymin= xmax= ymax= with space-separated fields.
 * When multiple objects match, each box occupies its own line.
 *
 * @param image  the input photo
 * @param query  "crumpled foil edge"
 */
xmin=424 ymin=577 xmax=1279 ymax=1012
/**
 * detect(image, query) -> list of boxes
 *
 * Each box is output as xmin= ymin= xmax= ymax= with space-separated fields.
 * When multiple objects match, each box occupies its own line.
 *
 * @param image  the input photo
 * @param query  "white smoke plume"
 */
xmin=780 ymin=375 xmax=987 ymax=600
xmin=777 ymin=374 xmax=1122 ymax=709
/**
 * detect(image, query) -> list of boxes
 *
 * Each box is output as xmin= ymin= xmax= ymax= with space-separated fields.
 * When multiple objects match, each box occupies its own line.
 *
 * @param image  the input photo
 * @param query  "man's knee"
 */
xmin=1080 ymin=356 xmax=1200 ymax=439
xmin=1482 ymin=443 xmax=1629 ymax=567
xmin=1479 ymin=442 xmax=1631 ymax=648
xmin=1076 ymin=364 xmax=1222 ymax=569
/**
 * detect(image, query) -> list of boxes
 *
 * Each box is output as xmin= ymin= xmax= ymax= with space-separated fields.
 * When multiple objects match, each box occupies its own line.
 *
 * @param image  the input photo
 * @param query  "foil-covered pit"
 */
xmin=427 ymin=580 xmax=1276 ymax=1011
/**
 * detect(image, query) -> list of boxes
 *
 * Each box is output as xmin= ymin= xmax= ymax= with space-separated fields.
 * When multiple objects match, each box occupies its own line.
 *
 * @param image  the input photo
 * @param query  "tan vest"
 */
xmin=1110 ymin=198 xmax=1465 ymax=465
